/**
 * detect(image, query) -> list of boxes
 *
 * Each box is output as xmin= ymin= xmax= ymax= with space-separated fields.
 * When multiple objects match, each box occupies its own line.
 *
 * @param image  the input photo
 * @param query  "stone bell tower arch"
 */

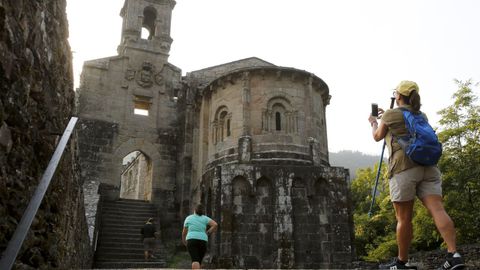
xmin=118 ymin=0 xmax=175 ymax=58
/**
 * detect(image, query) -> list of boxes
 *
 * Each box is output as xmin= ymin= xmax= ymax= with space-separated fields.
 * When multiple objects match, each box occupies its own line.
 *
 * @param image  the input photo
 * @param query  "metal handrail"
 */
xmin=0 ymin=117 xmax=78 ymax=270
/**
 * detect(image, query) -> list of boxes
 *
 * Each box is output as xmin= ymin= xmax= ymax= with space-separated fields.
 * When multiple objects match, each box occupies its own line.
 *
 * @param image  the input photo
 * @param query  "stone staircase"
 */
xmin=93 ymin=199 xmax=167 ymax=269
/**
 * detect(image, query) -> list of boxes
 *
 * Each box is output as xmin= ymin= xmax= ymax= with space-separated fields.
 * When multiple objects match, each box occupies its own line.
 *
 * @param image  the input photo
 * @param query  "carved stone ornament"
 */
xmin=136 ymin=62 xmax=155 ymax=88
xmin=124 ymin=69 xmax=136 ymax=81
xmin=154 ymin=72 xmax=163 ymax=86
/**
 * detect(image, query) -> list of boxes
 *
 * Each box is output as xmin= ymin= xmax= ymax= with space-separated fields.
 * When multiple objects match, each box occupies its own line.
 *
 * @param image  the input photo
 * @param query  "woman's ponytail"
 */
xmin=400 ymin=90 xmax=421 ymax=112
xmin=408 ymin=90 xmax=421 ymax=112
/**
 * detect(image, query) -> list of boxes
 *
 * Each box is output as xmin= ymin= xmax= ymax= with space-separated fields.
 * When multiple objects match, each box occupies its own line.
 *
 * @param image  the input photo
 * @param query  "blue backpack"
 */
xmin=396 ymin=107 xmax=442 ymax=166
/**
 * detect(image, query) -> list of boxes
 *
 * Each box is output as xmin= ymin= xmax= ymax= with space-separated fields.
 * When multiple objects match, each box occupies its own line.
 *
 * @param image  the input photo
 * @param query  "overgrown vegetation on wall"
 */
xmin=351 ymin=80 xmax=480 ymax=261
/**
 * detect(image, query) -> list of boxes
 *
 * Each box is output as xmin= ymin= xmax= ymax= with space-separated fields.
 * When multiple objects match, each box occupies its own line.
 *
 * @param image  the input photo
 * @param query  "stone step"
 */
xmin=102 ymin=212 xmax=156 ymax=220
xmin=97 ymin=241 xmax=144 ymax=249
xmin=99 ymin=226 xmax=145 ymax=234
xmin=97 ymin=241 xmax=169 ymax=251
xmin=102 ymin=212 xmax=155 ymax=220
xmin=94 ymin=260 xmax=167 ymax=269
xmin=103 ymin=200 xmax=154 ymax=209
xmin=96 ymin=246 xmax=169 ymax=256
xmin=95 ymin=250 xmax=160 ymax=260
xmin=96 ymin=245 xmax=146 ymax=253
xmin=101 ymin=206 xmax=156 ymax=215
xmin=102 ymin=222 xmax=145 ymax=230
xmin=99 ymin=232 xmax=142 ymax=240
xmin=101 ymin=217 xmax=151 ymax=226
xmin=101 ymin=201 xmax=155 ymax=208
xmin=94 ymin=200 xmax=167 ymax=268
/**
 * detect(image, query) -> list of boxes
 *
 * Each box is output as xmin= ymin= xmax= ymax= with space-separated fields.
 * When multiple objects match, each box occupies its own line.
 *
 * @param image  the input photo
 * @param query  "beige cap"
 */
xmin=395 ymin=80 xmax=419 ymax=96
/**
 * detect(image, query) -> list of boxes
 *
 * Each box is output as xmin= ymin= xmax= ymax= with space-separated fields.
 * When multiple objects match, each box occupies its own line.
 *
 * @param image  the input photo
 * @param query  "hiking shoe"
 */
xmin=437 ymin=255 xmax=465 ymax=270
xmin=379 ymin=257 xmax=417 ymax=269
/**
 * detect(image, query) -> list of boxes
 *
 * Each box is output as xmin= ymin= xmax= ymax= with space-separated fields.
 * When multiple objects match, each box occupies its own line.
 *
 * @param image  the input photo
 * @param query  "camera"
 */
xmin=371 ymin=103 xmax=378 ymax=117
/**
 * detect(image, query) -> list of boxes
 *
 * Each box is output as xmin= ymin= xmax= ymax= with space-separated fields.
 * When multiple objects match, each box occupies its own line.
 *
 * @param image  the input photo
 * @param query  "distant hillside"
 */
xmin=329 ymin=150 xmax=385 ymax=180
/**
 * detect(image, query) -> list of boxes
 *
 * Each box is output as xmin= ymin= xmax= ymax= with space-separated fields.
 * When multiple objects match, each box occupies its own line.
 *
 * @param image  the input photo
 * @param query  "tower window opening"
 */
xmin=275 ymin=112 xmax=282 ymax=131
xmin=142 ymin=7 xmax=157 ymax=40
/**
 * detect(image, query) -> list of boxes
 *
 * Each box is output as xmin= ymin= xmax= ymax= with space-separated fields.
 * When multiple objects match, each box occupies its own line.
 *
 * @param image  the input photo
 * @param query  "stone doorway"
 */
xmin=119 ymin=151 xmax=153 ymax=201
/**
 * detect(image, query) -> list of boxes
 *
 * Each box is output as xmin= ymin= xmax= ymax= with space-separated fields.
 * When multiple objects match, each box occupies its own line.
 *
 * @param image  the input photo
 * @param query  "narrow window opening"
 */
xmin=226 ymin=119 xmax=231 ymax=136
xmin=275 ymin=112 xmax=282 ymax=131
xmin=134 ymin=108 xmax=149 ymax=116
xmin=173 ymin=88 xmax=179 ymax=102
xmin=219 ymin=111 xmax=228 ymax=141
xmin=142 ymin=7 xmax=157 ymax=40
xmin=134 ymin=97 xmax=151 ymax=116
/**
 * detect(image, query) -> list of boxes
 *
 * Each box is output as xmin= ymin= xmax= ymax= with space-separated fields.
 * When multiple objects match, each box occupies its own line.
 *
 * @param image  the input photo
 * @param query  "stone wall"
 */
xmin=77 ymin=118 xmax=119 ymax=240
xmin=0 ymin=0 xmax=91 ymax=268
xmin=201 ymin=164 xmax=354 ymax=269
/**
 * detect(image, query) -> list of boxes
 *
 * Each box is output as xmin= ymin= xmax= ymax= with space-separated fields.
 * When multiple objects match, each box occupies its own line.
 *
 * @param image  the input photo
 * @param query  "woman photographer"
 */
xmin=368 ymin=81 xmax=464 ymax=270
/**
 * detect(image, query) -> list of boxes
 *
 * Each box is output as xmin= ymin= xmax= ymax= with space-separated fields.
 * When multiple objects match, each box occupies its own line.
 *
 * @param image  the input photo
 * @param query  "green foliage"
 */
xmin=412 ymin=200 xmax=441 ymax=250
xmin=351 ymin=163 xmax=398 ymax=261
xmin=350 ymin=164 xmax=388 ymax=214
xmin=352 ymin=79 xmax=480 ymax=261
xmin=437 ymin=79 xmax=480 ymax=244
xmin=366 ymin=234 xmax=397 ymax=262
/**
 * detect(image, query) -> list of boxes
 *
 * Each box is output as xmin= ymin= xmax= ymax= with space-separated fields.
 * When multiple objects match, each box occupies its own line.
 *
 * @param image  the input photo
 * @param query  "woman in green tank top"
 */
xmin=182 ymin=204 xmax=218 ymax=269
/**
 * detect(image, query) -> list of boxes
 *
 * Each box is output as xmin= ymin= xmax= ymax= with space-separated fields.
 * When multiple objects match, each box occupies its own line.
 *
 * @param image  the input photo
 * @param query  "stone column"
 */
xmin=305 ymin=75 xmax=314 ymax=138
xmin=212 ymin=166 xmax=222 ymax=257
xmin=238 ymin=72 xmax=252 ymax=164
xmin=154 ymin=19 xmax=162 ymax=37
xmin=218 ymin=167 xmax=233 ymax=265
xmin=241 ymin=71 xmax=251 ymax=136
xmin=274 ymin=171 xmax=295 ymax=268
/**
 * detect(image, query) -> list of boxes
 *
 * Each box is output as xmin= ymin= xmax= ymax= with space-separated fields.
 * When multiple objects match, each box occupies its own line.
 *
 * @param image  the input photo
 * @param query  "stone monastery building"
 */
xmin=77 ymin=0 xmax=354 ymax=268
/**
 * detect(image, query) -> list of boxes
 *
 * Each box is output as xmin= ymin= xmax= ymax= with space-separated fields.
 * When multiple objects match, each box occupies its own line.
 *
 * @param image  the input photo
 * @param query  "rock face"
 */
xmin=0 ymin=0 xmax=91 ymax=269
xmin=77 ymin=0 xmax=354 ymax=268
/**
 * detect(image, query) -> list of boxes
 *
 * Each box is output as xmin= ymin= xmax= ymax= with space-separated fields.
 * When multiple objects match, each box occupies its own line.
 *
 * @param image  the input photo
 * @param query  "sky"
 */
xmin=66 ymin=0 xmax=480 ymax=155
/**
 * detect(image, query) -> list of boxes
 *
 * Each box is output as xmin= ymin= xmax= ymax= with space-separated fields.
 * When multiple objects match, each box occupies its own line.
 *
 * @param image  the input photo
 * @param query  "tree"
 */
xmin=437 ymin=79 xmax=480 ymax=243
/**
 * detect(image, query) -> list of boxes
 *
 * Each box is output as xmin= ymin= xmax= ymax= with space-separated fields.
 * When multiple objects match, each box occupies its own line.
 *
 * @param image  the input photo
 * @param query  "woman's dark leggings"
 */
xmin=187 ymin=239 xmax=207 ymax=263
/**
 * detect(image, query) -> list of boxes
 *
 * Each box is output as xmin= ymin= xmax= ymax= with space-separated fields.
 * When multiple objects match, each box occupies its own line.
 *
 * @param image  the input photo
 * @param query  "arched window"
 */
xmin=263 ymin=96 xmax=298 ymax=134
xmin=213 ymin=106 xmax=232 ymax=144
xmin=272 ymin=103 xmax=286 ymax=132
xmin=142 ymin=7 xmax=157 ymax=40
xmin=275 ymin=112 xmax=281 ymax=131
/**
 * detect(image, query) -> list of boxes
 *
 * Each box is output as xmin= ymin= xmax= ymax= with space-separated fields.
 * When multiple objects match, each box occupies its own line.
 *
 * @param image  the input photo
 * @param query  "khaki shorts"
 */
xmin=389 ymin=165 xmax=442 ymax=202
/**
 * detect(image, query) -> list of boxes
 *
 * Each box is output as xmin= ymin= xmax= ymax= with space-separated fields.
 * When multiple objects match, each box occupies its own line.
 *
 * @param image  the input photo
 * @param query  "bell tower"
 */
xmin=118 ymin=0 xmax=176 ymax=58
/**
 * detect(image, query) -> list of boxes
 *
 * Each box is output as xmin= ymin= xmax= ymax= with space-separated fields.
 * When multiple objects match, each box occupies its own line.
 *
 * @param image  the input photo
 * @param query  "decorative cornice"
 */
xmin=200 ymin=66 xmax=328 ymax=97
